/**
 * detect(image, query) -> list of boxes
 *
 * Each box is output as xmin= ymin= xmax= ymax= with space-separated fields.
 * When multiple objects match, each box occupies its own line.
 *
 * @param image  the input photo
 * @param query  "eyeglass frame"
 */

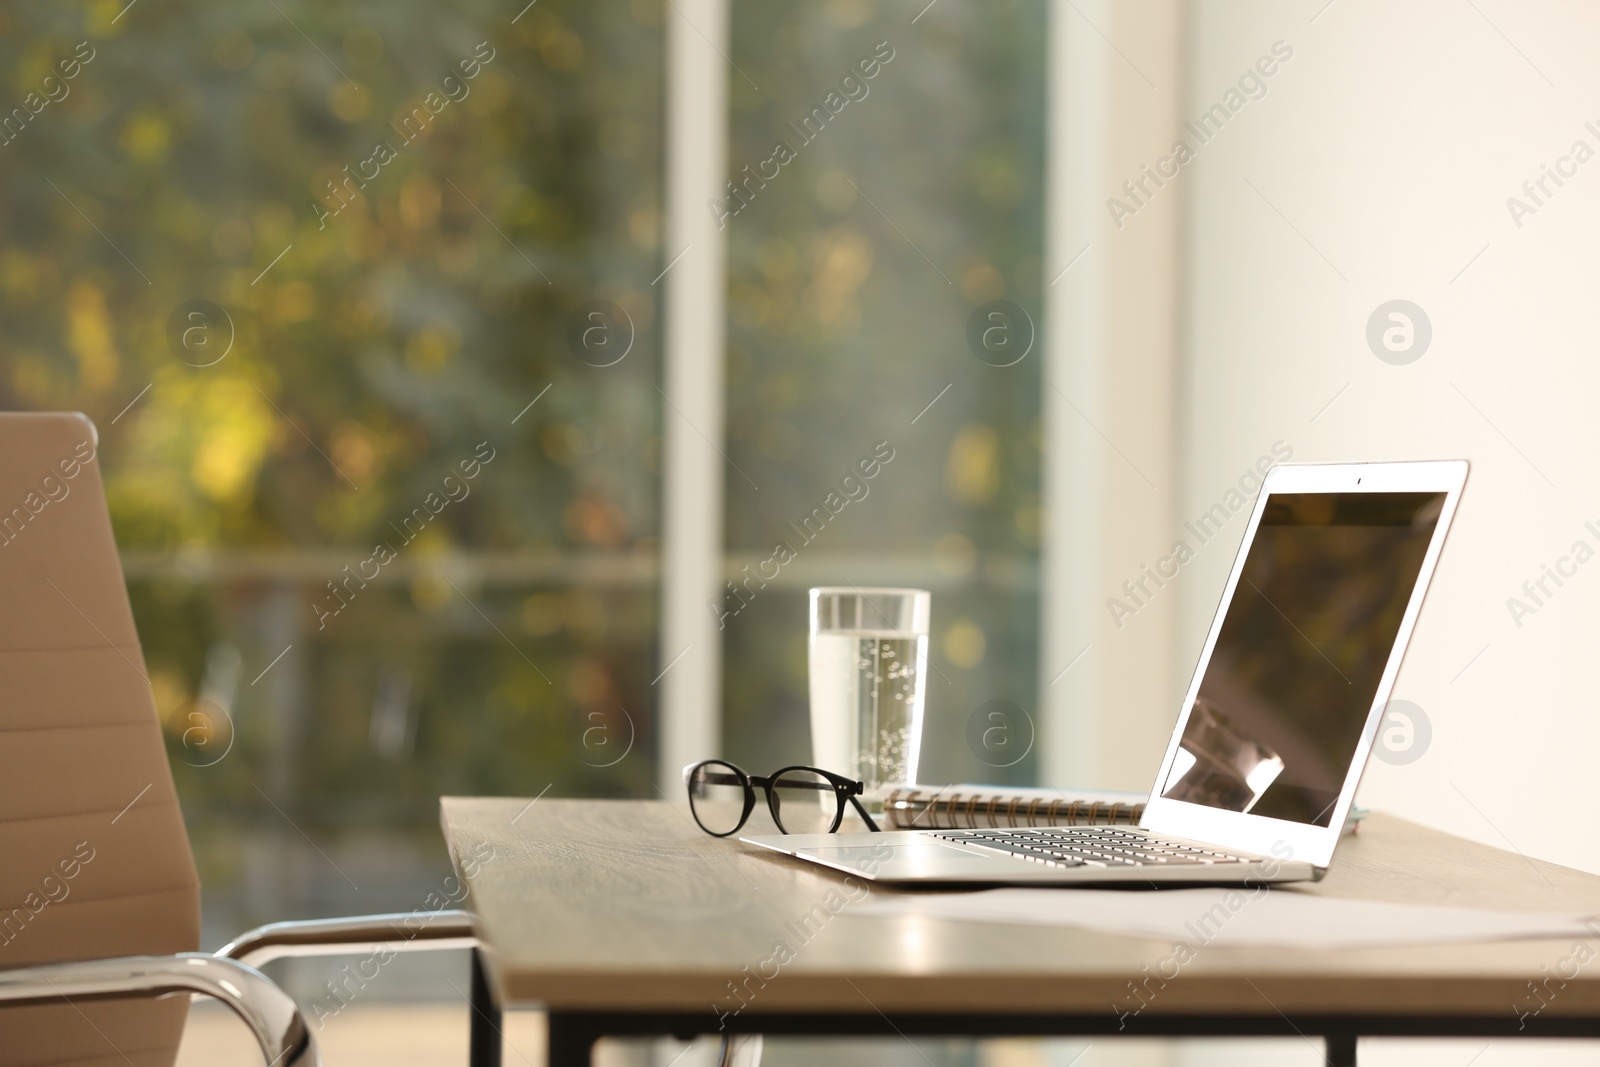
xmin=682 ymin=759 xmax=882 ymax=837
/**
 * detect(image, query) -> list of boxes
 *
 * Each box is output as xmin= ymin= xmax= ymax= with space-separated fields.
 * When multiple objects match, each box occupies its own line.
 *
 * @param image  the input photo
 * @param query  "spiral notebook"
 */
xmin=883 ymin=783 xmax=1367 ymax=835
xmin=882 ymin=784 xmax=1146 ymax=830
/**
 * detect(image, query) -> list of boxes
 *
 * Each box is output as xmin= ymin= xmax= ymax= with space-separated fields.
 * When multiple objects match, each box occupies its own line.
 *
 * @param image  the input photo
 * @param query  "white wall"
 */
xmin=1166 ymin=3 xmax=1600 ymax=1063
xmin=1179 ymin=0 xmax=1600 ymax=878
xmin=1042 ymin=0 xmax=1187 ymax=800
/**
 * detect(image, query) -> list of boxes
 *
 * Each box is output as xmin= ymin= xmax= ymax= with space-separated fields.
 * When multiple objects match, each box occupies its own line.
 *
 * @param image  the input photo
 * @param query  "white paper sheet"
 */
xmin=853 ymin=887 xmax=1600 ymax=949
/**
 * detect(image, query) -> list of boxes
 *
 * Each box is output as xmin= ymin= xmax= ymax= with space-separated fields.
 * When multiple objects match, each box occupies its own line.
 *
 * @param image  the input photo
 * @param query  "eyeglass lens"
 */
xmin=767 ymin=767 xmax=842 ymax=833
xmin=687 ymin=760 xmax=750 ymax=837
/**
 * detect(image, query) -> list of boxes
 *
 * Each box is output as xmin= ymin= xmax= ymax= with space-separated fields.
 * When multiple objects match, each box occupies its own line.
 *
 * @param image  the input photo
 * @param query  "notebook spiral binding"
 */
xmin=884 ymin=787 xmax=1146 ymax=831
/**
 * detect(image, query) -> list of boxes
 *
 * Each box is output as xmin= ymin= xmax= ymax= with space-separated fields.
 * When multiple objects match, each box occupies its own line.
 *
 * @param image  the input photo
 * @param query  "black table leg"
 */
xmin=1325 ymin=1033 xmax=1357 ymax=1067
xmin=547 ymin=1013 xmax=599 ymax=1067
xmin=469 ymin=950 xmax=504 ymax=1067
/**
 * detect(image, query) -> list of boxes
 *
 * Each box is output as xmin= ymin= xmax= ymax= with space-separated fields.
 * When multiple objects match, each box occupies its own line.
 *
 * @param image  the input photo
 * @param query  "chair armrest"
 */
xmin=217 ymin=910 xmax=479 ymax=968
xmin=0 ymin=952 xmax=318 ymax=1067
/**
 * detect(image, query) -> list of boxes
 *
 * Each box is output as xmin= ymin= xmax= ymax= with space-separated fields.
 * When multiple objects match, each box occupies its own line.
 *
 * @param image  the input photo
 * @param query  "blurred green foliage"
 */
xmin=722 ymin=0 xmax=1046 ymax=783
xmin=0 ymin=0 xmax=1046 ymax=917
xmin=0 ymin=0 xmax=666 ymax=913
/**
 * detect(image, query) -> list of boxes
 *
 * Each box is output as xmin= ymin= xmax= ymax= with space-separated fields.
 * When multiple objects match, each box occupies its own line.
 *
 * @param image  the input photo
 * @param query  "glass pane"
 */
xmin=0 ymin=0 xmax=664 ymax=941
xmin=723 ymin=0 xmax=1047 ymax=787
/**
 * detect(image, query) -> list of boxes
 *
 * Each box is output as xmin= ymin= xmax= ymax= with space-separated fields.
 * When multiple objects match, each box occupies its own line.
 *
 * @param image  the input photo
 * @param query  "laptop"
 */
xmin=743 ymin=460 xmax=1468 ymax=885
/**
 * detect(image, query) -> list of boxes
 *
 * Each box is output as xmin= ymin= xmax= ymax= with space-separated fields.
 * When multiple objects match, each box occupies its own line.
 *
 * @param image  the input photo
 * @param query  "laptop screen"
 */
xmin=1158 ymin=490 xmax=1446 ymax=827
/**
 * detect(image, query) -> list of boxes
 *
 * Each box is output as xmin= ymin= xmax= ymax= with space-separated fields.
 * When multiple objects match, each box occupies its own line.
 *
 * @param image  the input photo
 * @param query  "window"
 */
xmin=720 ymin=0 xmax=1048 ymax=785
xmin=0 ymin=0 xmax=666 ymax=935
xmin=0 ymin=0 xmax=1050 ymax=939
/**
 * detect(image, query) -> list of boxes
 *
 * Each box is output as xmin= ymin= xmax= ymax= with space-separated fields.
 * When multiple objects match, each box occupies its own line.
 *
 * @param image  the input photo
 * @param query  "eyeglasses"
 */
xmin=683 ymin=760 xmax=882 ymax=837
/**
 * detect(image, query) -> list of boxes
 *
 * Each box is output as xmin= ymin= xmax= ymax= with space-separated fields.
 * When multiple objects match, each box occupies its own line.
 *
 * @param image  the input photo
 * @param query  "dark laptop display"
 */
xmin=1159 ymin=491 xmax=1446 ymax=826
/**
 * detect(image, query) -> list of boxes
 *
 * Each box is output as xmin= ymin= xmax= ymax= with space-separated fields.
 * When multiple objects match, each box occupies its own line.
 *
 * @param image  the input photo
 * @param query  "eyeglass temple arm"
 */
xmin=848 ymin=793 xmax=881 ymax=832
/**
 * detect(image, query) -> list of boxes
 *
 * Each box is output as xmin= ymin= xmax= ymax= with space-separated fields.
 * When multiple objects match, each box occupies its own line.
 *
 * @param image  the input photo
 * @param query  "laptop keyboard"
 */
xmin=928 ymin=826 xmax=1253 ymax=868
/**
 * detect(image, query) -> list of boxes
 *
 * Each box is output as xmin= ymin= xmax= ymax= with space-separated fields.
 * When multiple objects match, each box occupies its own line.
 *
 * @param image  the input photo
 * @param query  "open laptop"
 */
xmin=743 ymin=460 xmax=1468 ymax=885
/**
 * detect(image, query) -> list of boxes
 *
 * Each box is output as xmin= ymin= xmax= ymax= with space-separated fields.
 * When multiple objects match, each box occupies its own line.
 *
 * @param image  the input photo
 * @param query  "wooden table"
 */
xmin=441 ymin=797 xmax=1600 ymax=1066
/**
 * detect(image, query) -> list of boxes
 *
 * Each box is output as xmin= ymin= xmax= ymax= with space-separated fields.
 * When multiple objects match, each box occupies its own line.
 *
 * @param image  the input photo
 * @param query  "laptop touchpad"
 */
xmin=796 ymin=841 xmax=1030 ymax=878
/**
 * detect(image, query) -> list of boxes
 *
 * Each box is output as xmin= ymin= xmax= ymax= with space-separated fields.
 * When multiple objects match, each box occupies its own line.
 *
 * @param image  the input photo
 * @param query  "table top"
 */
xmin=442 ymin=797 xmax=1600 ymax=1019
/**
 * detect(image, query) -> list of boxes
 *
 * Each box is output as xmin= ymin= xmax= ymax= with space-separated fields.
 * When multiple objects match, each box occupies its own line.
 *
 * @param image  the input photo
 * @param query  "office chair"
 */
xmin=0 ymin=413 xmax=499 ymax=1067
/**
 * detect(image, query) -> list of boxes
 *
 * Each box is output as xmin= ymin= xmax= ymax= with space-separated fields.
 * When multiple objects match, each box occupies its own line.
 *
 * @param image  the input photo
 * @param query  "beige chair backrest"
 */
xmin=0 ymin=412 xmax=200 ymax=1067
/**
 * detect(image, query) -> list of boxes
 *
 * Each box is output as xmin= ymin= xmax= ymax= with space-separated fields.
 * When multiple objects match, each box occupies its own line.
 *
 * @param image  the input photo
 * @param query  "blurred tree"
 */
xmin=0 ymin=0 xmax=666 ymax=919
xmin=721 ymin=0 xmax=1047 ymax=785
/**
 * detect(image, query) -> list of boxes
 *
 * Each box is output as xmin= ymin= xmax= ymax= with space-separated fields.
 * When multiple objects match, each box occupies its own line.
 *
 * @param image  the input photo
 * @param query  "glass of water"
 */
xmin=808 ymin=587 xmax=931 ymax=792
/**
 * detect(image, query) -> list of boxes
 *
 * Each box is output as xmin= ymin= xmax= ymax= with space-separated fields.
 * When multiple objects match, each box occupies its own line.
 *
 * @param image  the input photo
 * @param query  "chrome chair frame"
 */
xmin=0 ymin=953 xmax=317 ymax=1067
xmin=0 ymin=909 xmax=500 ymax=1067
